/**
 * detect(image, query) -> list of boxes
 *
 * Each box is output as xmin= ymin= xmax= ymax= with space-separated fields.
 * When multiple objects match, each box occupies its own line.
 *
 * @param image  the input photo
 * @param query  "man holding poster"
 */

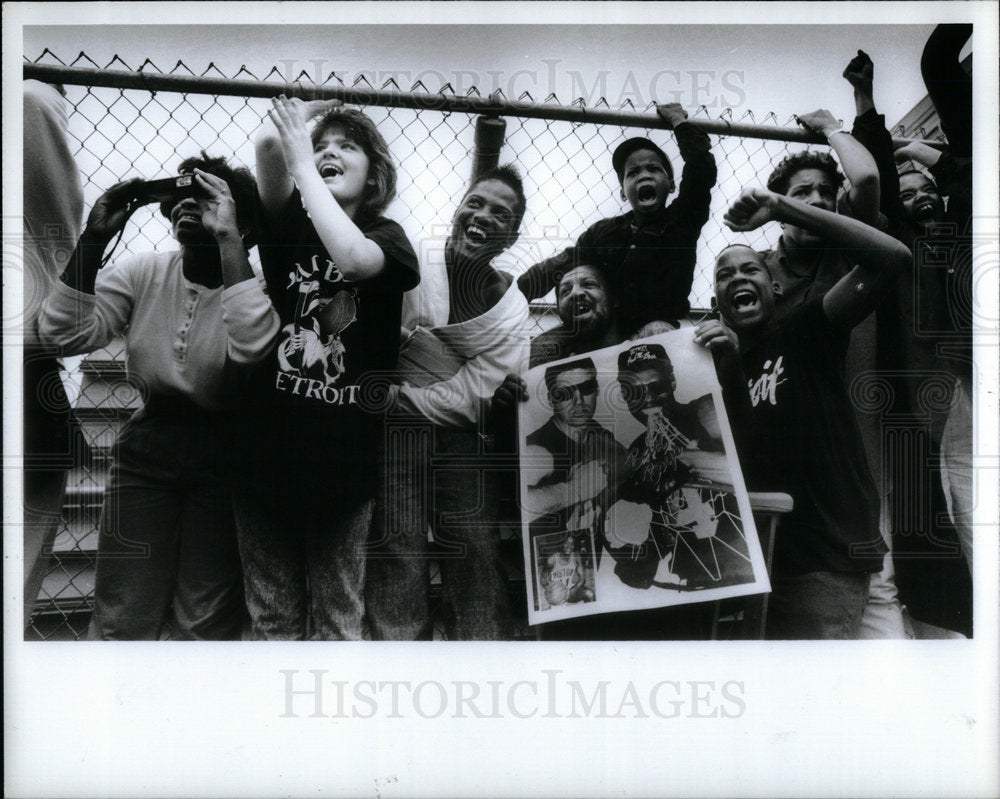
xmin=717 ymin=183 xmax=911 ymax=638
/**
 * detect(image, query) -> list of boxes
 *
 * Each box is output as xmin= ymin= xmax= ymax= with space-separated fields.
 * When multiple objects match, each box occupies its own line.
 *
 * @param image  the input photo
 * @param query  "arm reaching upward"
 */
xmin=254 ymin=97 xmax=341 ymax=218
xmin=844 ymin=51 xmax=902 ymax=230
xmin=264 ymin=96 xmax=386 ymax=281
xmin=797 ymin=108 xmax=879 ymax=225
xmin=724 ymin=187 xmax=910 ymax=328
xmin=843 ymin=49 xmax=875 ymax=117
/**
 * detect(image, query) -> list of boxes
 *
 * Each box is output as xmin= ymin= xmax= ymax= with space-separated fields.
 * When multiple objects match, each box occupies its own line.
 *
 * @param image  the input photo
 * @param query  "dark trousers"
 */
xmin=89 ymin=408 xmax=244 ymax=640
xmin=766 ymin=570 xmax=872 ymax=640
xmin=367 ymin=420 xmax=512 ymax=640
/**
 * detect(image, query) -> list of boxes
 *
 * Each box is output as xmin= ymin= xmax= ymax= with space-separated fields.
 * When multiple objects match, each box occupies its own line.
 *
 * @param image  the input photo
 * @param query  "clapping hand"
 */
xmin=268 ymin=95 xmax=315 ymax=179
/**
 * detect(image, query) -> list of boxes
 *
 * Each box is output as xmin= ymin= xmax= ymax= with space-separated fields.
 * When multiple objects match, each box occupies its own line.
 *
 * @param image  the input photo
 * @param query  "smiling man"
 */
xmin=367 ymin=164 xmax=533 ymax=640
xmin=527 ymin=257 xmax=623 ymax=369
xmin=716 ymin=182 xmax=911 ymax=639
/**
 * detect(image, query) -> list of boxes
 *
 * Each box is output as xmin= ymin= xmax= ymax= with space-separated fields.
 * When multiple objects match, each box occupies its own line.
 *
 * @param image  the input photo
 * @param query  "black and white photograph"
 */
xmin=519 ymin=330 xmax=769 ymax=625
xmin=4 ymin=2 xmax=997 ymax=797
xmin=532 ymin=528 xmax=599 ymax=611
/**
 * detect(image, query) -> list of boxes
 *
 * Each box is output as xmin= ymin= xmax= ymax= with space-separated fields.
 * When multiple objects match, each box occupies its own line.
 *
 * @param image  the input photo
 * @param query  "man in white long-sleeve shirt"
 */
xmin=367 ymin=165 xmax=532 ymax=640
xmin=40 ymin=154 xmax=278 ymax=640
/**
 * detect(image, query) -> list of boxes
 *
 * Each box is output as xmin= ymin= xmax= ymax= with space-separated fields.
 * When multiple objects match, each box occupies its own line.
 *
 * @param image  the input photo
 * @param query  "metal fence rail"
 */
xmin=21 ymin=51 xmax=941 ymax=639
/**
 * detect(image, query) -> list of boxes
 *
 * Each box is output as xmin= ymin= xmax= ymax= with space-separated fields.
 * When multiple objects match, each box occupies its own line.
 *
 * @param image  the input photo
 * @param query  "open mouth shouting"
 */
xmin=569 ymin=296 xmax=597 ymax=321
xmin=464 ymin=223 xmax=490 ymax=246
xmin=318 ymin=162 xmax=344 ymax=179
xmin=730 ymin=287 xmax=759 ymax=312
xmin=636 ymin=184 xmax=658 ymax=204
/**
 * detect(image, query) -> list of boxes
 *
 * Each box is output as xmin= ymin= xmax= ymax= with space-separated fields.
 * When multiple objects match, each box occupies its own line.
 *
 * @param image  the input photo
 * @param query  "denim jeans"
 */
xmin=366 ymin=418 xmax=512 ymax=640
xmin=859 ymin=507 xmax=907 ymax=639
xmin=941 ymin=379 xmax=973 ymax=574
xmin=766 ymin=570 xmax=872 ymax=640
xmin=232 ymin=482 xmax=371 ymax=641
xmin=89 ymin=409 xmax=244 ymax=640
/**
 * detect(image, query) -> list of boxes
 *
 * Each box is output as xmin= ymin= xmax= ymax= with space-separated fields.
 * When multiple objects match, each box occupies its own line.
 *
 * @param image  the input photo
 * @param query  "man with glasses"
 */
xmin=609 ymin=342 xmax=752 ymax=591
xmin=523 ymin=358 xmax=624 ymax=612
xmin=524 ymin=358 xmax=624 ymax=531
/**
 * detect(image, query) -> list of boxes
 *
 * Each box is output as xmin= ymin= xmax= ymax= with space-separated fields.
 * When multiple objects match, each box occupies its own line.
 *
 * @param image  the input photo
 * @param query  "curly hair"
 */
xmin=766 ymin=150 xmax=844 ymax=196
xmin=161 ymin=151 xmax=257 ymax=232
xmin=311 ymin=106 xmax=397 ymax=218
xmin=466 ymin=163 xmax=527 ymax=237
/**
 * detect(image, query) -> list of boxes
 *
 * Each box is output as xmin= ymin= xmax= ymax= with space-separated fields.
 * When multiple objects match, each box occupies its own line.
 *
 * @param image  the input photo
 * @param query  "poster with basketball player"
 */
xmin=518 ymin=327 xmax=770 ymax=625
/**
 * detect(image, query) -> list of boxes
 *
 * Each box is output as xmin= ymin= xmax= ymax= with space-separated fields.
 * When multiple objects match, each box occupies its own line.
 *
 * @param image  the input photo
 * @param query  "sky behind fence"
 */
xmin=25 ymin=50 xmax=899 ymax=310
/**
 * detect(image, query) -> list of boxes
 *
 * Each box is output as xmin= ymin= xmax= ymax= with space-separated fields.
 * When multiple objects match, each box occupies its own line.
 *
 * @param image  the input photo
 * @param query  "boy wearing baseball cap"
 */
xmin=517 ymin=103 xmax=717 ymax=336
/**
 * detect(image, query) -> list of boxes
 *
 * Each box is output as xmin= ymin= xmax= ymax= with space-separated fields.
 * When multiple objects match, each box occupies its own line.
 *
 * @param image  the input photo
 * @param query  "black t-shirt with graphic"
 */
xmin=236 ymin=190 xmax=418 ymax=496
xmin=740 ymin=299 xmax=884 ymax=577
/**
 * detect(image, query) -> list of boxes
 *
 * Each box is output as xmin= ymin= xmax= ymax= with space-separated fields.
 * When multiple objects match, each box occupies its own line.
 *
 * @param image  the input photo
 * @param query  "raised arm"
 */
xmin=844 ymin=50 xmax=901 ymax=227
xmin=921 ymin=24 xmax=972 ymax=159
xmin=656 ymin=103 xmax=717 ymax=227
xmin=59 ymin=179 xmax=142 ymax=296
xmin=893 ymin=141 xmax=942 ymax=170
xmin=516 ymin=245 xmax=575 ymax=302
xmin=724 ymin=187 xmax=910 ymax=328
xmin=254 ymin=97 xmax=338 ymax=218
xmin=193 ymin=168 xmax=256 ymax=288
xmin=265 ymin=96 xmax=386 ymax=281
xmin=23 ymin=81 xmax=84 ymax=271
xmin=796 ymin=109 xmax=880 ymax=225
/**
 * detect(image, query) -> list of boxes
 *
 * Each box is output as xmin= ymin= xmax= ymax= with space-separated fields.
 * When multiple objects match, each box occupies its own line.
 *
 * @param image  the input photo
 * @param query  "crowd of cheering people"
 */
xmin=24 ymin=25 xmax=974 ymax=640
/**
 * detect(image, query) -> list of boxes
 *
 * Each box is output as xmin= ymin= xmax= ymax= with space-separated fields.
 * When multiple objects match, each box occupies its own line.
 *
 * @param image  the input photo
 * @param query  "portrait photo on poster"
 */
xmin=518 ymin=327 xmax=770 ymax=625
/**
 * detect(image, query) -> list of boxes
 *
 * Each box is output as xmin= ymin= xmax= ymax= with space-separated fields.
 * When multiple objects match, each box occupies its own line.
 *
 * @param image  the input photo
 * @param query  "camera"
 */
xmin=130 ymin=175 xmax=203 ymax=207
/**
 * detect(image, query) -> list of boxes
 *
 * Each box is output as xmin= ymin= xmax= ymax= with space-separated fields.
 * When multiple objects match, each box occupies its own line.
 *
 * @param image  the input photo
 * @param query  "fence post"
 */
xmin=471 ymin=115 xmax=507 ymax=181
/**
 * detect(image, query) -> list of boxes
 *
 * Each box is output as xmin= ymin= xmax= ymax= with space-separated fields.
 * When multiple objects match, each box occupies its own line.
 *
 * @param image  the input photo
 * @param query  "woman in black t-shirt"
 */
xmin=235 ymin=98 xmax=418 ymax=640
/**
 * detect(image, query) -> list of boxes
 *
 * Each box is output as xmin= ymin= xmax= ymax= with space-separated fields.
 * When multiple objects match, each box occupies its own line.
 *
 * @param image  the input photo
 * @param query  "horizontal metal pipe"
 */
xmin=24 ymin=62 xmax=943 ymax=149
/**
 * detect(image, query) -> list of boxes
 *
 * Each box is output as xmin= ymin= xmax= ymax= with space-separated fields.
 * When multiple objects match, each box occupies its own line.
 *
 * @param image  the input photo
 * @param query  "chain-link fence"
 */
xmin=22 ymin=51 xmax=939 ymax=640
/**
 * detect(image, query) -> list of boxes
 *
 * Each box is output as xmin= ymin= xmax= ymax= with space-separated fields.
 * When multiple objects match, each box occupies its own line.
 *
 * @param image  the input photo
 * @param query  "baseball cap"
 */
xmin=611 ymin=137 xmax=673 ymax=182
xmin=617 ymin=342 xmax=670 ymax=375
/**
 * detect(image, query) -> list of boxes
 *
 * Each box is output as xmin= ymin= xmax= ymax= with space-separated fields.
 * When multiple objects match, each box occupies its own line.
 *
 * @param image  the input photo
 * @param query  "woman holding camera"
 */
xmin=39 ymin=153 xmax=278 ymax=640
